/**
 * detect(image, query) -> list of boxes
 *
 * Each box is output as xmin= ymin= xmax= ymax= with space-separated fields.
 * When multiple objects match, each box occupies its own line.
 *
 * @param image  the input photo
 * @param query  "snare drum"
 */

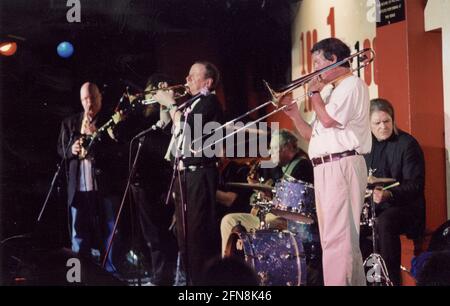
xmin=271 ymin=178 xmax=316 ymax=224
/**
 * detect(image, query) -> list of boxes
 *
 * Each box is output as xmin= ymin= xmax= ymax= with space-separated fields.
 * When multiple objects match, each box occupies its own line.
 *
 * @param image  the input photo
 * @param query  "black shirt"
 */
xmin=364 ymin=130 xmax=426 ymax=237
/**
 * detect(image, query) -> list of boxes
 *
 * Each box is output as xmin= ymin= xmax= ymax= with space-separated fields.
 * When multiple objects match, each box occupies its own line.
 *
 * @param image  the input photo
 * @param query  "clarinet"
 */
xmin=80 ymin=118 xmax=116 ymax=157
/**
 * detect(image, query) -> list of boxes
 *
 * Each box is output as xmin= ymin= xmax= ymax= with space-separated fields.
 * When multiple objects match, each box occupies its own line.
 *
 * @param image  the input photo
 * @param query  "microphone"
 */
xmin=176 ymin=88 xmax=210 ymax=111
xmin=132 ymin=120 xmax=166 ymax=140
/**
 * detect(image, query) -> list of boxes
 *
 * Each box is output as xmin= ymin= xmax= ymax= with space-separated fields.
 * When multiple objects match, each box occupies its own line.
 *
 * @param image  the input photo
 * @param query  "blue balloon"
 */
xmin=57 ymin=41 xmax=74 ymax=58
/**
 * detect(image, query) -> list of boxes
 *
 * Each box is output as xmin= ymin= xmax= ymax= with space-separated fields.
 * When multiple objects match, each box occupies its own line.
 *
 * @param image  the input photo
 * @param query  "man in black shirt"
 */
xmin=363 ymin=98 xmax=426 ymax=286
xmin=153 ymin=61 xmax=224 ymax=285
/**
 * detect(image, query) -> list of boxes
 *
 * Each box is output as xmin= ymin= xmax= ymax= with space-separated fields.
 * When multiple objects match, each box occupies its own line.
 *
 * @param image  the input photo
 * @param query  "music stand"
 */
xmin=363 ymin=182 xmax=393 ymax=286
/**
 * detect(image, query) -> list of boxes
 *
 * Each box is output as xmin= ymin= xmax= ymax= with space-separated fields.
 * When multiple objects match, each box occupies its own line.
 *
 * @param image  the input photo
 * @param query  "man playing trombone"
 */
xmin=284 ymin=38 xmax=371 ymax=286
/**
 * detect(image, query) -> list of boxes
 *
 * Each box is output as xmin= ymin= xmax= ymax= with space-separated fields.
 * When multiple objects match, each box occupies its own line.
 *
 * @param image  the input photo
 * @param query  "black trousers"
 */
xmin=175 ymin=167 xmax=220 ymax=285
xmin=131 ymin=184 xmax=178 ymax=285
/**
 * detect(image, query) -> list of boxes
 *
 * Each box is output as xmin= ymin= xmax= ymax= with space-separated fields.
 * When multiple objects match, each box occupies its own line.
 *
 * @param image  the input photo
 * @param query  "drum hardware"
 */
xmin=367 ymin=175 xmax=396 ymax=185
xmin=361 ymin=182 xmax=399 ymax=227
xmin=363 ymin=175 xmax=400 ymax=286
xmin=226 ymin=182 xmax=273 ymax=192
xmin=360 ymin=202 xmax=372 ymax=226
xmin=258 ymin=272 xmax=269 ymax=286
xmin=367 ymin=168 xmax=395 ymax=185
xmin=250 ymin=197 xmax=273 ymax=229
xmin=250 ymin=200 xmax=273 ymax=230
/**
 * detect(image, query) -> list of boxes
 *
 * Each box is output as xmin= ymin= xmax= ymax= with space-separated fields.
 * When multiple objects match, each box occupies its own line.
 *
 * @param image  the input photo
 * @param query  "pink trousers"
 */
xmin=314 ymin=155 xmax=367 ymax=286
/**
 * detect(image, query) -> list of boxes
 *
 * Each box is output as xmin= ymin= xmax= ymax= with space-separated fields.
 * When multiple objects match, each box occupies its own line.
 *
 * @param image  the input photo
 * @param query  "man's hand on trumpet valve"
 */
xmin=153 ymin=88 xmax=176 ymax=108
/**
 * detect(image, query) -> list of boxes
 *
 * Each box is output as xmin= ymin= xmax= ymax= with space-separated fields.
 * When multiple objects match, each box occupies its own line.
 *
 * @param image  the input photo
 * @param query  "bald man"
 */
xmin=57 ymin=82 xmax=126 ymax=275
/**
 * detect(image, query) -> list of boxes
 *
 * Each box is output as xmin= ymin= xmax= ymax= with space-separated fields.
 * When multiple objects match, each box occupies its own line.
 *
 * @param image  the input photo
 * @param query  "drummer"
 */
xmin=220 ymin=129 xmax=313 ymax=256
xmin=363 ymin=98 xmax=426 ymax=285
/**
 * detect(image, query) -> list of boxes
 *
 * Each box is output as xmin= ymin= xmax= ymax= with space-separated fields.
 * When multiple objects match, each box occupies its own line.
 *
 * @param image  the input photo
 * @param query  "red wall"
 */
xmin=376 ymin=0 xmax=447 ymax=231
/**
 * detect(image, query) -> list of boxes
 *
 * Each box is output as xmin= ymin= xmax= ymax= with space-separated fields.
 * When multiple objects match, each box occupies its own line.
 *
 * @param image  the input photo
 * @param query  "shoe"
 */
xmin=141 ymin=280 xmax=157 ymax=286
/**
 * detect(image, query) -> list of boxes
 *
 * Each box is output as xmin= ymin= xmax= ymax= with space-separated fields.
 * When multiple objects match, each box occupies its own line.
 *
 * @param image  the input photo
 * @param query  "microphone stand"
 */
xmin=164 ymin=91 xmax=207 ymax=206
xmin=1 ymin=132 xmax=76 ymax=253
xmin=102 ymin=133 xmax=148 ymax=284
xmin=164 ymin=101 xmax=198 ymax=286
xmin=37 ymin=133 xmax=74 ymax=224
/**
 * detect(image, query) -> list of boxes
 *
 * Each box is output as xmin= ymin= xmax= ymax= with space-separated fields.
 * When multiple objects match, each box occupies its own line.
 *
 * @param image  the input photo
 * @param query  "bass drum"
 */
xmin=225 ymin=228 xmax=307 ymax=286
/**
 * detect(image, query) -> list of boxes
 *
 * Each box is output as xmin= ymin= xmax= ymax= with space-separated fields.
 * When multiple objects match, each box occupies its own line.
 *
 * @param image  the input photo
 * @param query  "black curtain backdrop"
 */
xmin=0 ymin=0 xmax=295 ymax=247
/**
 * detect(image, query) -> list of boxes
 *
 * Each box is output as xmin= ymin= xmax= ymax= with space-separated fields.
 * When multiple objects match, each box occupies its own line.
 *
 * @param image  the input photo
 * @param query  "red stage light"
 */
xmin=0 ymin=42 xmax=18 ymax=56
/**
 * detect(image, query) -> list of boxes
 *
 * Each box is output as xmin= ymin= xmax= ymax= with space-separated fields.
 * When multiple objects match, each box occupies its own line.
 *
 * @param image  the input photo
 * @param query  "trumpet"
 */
xmin=139 ymin=84 xmax=190 ymax=106
xmin=190 ymin=48 xmax=375 ymax=154
xmin=78 ymin=84 xmax=191 ymax=158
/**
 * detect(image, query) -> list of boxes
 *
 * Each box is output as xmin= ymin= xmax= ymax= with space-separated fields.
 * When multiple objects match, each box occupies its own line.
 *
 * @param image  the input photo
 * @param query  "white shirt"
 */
xmin=78 ymin=117 xmax=98 ymax=192
xmin=164 ymin=96 xmax=203 ymax=162
xmin=308 ymin=75 xmax=371 ymax=159
xmin=78 ymin=158 xmax=97 ymax=192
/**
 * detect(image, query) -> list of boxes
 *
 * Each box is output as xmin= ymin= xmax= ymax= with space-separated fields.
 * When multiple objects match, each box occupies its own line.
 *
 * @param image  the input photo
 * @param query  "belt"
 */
xmin=311 ymin=150 xmax=359 ymax=167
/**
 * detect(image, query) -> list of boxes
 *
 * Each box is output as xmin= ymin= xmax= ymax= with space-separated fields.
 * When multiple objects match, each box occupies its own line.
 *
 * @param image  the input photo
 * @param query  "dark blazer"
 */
xmin=57 ymin=112 xmax=127 ymax=206
xmin=364 ymin=131 xmax=426 ymax=239
xmin=178 ymin=93 xmax=224 ymax=166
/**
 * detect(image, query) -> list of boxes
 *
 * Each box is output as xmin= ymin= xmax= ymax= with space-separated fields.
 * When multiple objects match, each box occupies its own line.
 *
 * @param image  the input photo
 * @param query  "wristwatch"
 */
xmin=308 ymin=90 xmax=320 ymax=98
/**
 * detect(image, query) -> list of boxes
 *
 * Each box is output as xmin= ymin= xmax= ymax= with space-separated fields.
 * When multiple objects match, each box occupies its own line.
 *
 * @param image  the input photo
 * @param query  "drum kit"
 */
xmin=225 ymin=177 xmax=321 ymax=286
xmin=224 ymin=174 xmax=398 ymax=286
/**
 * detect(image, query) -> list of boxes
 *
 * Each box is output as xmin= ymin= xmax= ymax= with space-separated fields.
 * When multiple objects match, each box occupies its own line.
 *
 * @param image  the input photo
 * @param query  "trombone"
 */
xmin=190 ymin=48 xmax=375 ymax=154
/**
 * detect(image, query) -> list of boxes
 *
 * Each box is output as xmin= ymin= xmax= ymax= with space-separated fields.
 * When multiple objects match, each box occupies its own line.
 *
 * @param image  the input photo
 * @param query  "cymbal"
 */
xmin=226 ymin=182 xmax=273 ymax=192
xmin=367 ymin=176 xmax=396 ymax=185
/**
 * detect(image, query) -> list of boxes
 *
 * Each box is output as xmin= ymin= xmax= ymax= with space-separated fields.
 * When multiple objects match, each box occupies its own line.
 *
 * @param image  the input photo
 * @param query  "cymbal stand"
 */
xmin=363 ymin=186 xmax=393 ymax=286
